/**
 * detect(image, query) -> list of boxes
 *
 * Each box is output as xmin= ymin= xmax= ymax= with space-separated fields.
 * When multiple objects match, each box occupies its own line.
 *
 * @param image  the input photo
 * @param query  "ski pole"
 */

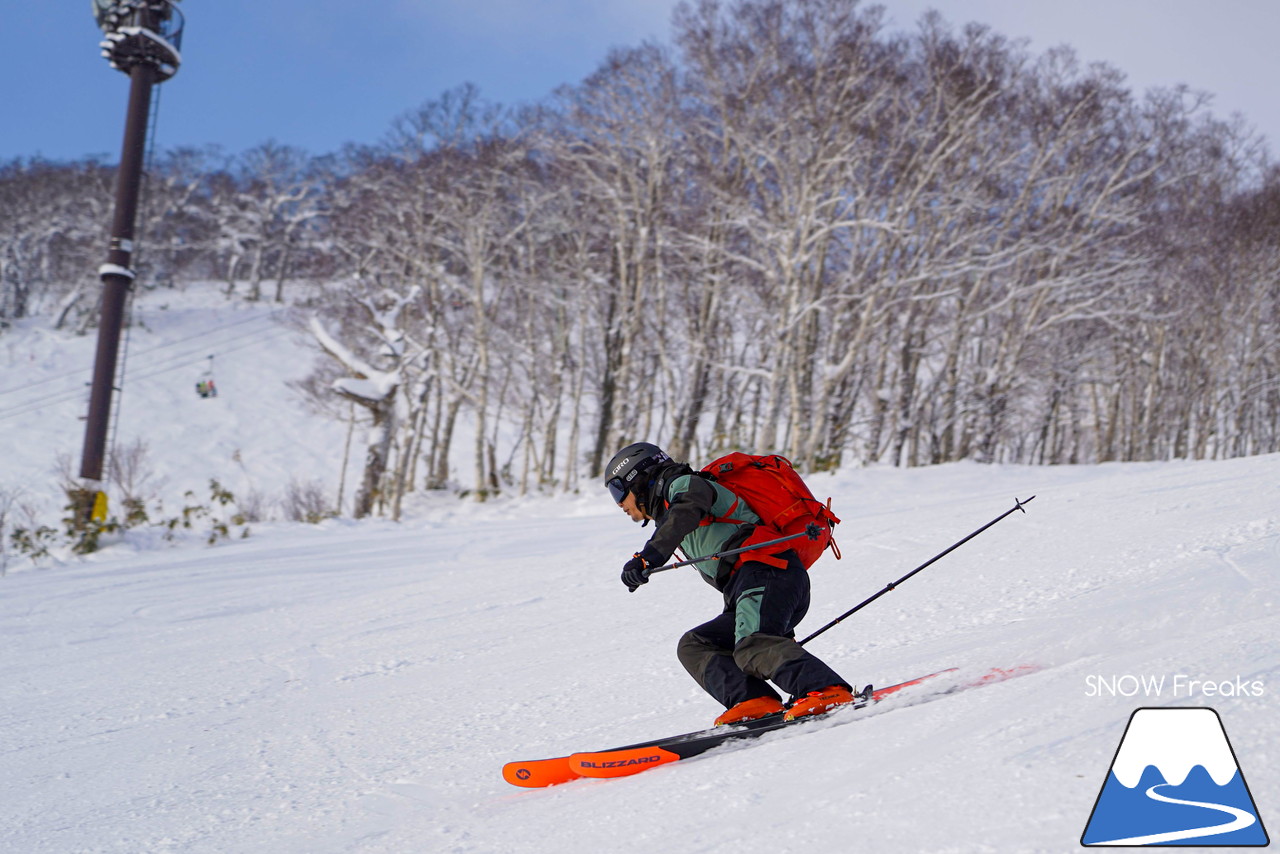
xmin=644 ymin=524 xmax=824 ymax=577
xmin=798 ymin=495 xmax=1035 ymax=646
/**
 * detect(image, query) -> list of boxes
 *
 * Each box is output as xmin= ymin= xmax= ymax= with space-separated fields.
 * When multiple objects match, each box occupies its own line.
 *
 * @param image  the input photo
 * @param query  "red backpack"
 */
xmin=701 ymin=452 xmax=841 ymax=569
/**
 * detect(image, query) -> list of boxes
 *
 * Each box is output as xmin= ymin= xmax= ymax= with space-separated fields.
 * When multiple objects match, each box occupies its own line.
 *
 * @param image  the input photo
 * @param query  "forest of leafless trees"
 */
xmin=3 ymin=0 xmax=1277 ymax=515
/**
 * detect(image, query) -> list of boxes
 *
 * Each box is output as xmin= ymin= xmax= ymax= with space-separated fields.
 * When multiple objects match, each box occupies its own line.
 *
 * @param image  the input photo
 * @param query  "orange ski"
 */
xmin=566 ymin=669 xmax=957 ymax=780
xmin=504 ymin=665 xmax=1038 ymax=787
xmin=501 ymin=756 xmax=581 ymax=788
xmin=568 ymin=746 xmax=682 ymax=778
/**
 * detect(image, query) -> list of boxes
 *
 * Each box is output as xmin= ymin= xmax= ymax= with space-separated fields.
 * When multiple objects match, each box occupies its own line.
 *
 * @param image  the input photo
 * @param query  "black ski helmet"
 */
xmin=604 ymin=442 xmax=671 ymax=505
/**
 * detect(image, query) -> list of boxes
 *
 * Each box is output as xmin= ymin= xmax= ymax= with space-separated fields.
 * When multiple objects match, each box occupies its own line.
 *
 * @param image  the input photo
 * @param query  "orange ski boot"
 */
xmin=783 ymin=685 xmax=858 ymax=721
xmin=714 ymin=696 xmax=785 ymax=726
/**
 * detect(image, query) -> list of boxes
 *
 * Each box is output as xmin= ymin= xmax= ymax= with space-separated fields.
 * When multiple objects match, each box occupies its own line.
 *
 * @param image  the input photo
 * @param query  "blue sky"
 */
xmin=4 ymin=1 xmax=1278 ymax=163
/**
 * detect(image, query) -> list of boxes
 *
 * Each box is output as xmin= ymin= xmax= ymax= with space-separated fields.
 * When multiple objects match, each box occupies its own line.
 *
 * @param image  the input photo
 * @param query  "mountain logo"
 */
xmin=1081 ymin=707 xmax=1269 ymax=847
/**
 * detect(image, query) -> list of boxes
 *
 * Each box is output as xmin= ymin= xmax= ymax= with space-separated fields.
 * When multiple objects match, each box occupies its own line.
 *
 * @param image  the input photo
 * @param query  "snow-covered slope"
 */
xmin=1 ymin=456 xmax=1276 ymax=853
xmin=1 ymin=292 xmax=1276 ymax=853
xmin=0 ymin=288 xmax=347 ymax=522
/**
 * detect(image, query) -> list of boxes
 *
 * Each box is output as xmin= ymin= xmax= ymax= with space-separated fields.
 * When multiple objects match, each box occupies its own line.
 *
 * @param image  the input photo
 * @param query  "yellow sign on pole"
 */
xmin=91 ymin=490 xmax=109 ymax=523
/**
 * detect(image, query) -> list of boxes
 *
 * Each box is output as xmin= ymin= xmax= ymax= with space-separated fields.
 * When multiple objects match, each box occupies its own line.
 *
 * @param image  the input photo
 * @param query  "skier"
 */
xmin=605 ymin=441 xmax=858 ymax=725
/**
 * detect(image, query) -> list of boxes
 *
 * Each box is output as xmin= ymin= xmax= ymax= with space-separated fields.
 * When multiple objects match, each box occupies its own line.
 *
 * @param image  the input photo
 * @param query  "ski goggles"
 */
xmin=606 ymin=456 xmax=664 ymax=503
xmin=606 ymin=476 xmax=631 ymax=503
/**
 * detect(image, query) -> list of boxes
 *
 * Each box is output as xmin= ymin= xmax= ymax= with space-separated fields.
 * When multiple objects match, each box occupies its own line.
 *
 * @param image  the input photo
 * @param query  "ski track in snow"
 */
xmin=1 ymin=295 xmax=1277 ymax=853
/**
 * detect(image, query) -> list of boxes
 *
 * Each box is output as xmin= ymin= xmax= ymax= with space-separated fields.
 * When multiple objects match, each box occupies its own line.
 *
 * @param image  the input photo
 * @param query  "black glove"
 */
xmin=621 ymin=554 xmax=650 ymax=592
xmin=621 ymin=546 xmax=664 ymax=592
xmin=622 ymin=547 xmax=665 ymax=594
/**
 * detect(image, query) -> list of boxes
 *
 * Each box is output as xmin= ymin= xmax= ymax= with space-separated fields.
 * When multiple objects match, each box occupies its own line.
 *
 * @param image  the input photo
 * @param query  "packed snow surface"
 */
xmin=1 ymin=294 xmax=1276 ymax=853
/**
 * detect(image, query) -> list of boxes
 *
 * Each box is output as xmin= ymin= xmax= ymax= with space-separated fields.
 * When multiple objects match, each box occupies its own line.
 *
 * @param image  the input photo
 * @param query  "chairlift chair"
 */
xmin=195 ymin=354 xmax=217 ymax=398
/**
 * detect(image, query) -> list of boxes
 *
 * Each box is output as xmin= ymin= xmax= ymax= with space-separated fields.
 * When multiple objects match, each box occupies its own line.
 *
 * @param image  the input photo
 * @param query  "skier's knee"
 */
xmin=733 ymin=633 xmax=804 ymax=681
xmin=677 ymin=629 xmax=717 ymax=679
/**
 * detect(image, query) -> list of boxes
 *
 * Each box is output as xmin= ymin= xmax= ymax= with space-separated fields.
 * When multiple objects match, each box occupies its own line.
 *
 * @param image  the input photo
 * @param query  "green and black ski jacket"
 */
xmin=641 ymin=466 xmax=762 ymax=590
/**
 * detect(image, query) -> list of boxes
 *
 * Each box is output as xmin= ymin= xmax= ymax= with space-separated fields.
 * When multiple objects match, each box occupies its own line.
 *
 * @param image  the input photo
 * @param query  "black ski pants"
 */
xmin=676 ymin=554 xmax=849 ymax=709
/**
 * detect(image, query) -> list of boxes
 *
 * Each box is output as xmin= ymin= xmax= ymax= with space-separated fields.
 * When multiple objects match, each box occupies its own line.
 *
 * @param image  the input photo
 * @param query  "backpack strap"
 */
xmin=730 ymin=526 xmax=793 ymax=570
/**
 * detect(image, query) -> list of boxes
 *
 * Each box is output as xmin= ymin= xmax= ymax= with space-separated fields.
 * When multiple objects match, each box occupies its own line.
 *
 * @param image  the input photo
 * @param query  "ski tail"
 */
xmin=869 ymin=667 xmax=958 ymax=701
xmin=968 ymin=664 xmax=1039 ymax=685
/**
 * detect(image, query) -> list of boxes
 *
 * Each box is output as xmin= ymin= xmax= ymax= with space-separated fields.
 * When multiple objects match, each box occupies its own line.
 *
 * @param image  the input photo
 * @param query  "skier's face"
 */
xmin=618 ymin=490 xmax=647 ymax=523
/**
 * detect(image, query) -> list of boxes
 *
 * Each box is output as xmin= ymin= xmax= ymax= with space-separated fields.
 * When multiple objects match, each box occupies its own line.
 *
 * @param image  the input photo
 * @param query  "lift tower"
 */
xmin=75 ymin=1 xmax=184 ymax=522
